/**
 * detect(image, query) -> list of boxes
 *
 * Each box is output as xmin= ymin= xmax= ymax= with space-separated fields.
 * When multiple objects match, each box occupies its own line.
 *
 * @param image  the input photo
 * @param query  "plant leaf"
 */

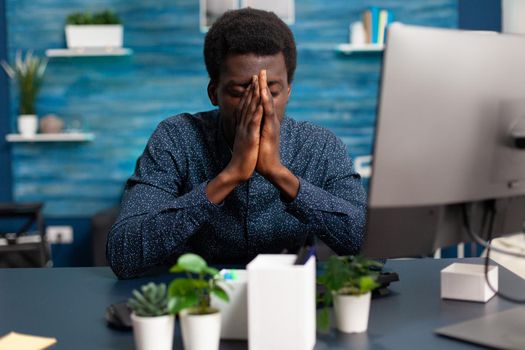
xmin=176 ymin=253 xmax=207 ymax=273
xmin=204 ymin=266 xmax=219 ymax=277
xmin=0 ymin=61 xmax=15 ymax=79
xmin=211 ymin=286 xmax=229 ymax=302
xmin=317 ymin=308 xmax=330 ymax=332
xmin=359 ymin=276 xmax=379 ymax=293
xmin=168 ymin=278 xmax=194 ymax=297
xmin=170 ymin=265 xmax=184 ymax=273
xmin=169 ymin=294 xmax=199 ymax=314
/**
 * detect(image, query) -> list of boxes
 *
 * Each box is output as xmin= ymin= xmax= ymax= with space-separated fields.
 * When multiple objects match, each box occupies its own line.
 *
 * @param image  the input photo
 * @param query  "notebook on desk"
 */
xmin=435 ymin=307 xmax=525 ymax=349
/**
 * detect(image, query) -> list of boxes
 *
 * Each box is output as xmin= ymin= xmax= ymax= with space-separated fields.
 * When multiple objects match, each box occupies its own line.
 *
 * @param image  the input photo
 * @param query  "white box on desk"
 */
xmin=247 ymin=254 xmax=316 ymax=350
xmin=441 ymin=263 xmax=498 ymax=302
xmin=211 ymin=269 xmax=248 ymax=340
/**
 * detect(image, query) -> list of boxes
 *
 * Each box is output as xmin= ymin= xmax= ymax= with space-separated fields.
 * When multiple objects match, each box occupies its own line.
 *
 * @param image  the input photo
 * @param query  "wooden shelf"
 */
xmin=335 ymin=43 xmax=384 ymax=54
xmin=6 ymin=132 xmax=95 ymax=142
xmin=45 ymin=47 xmax=132 ymax=57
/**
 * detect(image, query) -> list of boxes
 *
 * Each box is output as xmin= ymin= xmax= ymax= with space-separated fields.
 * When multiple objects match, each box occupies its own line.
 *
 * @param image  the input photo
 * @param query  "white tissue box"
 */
xmin=247 ymin=254 xmax=316 ymax=350
xmin=441 ymin=263 xmax=498 ymax=302
xmin=211 ymin=269 xmax=248 ymax=340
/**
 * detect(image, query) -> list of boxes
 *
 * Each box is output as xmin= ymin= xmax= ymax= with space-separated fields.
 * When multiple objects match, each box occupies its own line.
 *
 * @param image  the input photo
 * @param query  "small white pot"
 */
xmin=65 ymin=25 xmax=123 ymax=48
xmin=333 ymin=292 xmax=371 ymax=333
xmin=179 ymin=309 xmax=221 ymax=350
xmin=18 ymin=114 xmax=38 ymax=136
xmin=131 ymin=313 xmax=175 ymax=350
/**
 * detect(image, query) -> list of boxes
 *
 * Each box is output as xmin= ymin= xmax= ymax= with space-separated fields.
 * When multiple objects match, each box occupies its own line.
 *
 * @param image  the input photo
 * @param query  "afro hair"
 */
xmin=204 ymin=8 xmax=297 ymax=84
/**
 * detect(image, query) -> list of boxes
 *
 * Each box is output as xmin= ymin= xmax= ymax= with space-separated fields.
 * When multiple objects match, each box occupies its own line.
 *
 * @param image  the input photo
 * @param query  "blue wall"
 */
xmin=3 ymin=0 xmax=457 ymax=265
xmin=5 ymin=0 xmax=457 ymax=218
xmin=0 ymin=0 xmax=11 ymax=202
xmin=459 ymin=0 xmax=500 ymax=31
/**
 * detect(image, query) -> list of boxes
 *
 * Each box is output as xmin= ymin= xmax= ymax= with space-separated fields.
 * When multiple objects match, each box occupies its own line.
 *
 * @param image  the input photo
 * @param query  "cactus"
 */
xmin=128 ymin=282 xmax=168 ymax=317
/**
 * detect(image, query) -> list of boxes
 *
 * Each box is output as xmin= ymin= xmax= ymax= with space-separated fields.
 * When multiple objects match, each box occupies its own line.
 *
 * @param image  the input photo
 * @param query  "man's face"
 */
xmin=208 ymin=52 xmax=291 ymax=136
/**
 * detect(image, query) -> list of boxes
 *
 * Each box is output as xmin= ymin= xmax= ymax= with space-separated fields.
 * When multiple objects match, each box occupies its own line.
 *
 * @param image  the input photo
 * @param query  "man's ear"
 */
xmin=287 ymin=84 xmax=292 ymax=98
xmin=207 ymin=81 xmax=218 ymax=106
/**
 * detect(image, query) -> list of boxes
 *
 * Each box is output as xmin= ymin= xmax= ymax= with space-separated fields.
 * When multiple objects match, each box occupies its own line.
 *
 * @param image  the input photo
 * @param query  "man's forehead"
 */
xmin=220 ymin=53 xmax=287 ymax=81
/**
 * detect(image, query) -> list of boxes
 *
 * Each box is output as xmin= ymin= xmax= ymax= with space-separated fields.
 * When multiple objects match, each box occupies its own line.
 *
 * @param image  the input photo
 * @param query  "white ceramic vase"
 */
xmin=131 ymin=313 xmax=175 ymax=350
xmin=179 ymin=309 xmax=221 ymax=350
xmin=65 ymin=25 xmax=123 ymax=48
xmin=333 ymin=292 xmax=371 ymax=333
xmin=18 ymin=114 xmax=38 ymax=136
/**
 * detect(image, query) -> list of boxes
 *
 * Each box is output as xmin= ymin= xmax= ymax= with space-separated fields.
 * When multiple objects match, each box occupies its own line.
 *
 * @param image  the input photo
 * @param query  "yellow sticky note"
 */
xmin=0 ymin=332 xmax=57 ymax=350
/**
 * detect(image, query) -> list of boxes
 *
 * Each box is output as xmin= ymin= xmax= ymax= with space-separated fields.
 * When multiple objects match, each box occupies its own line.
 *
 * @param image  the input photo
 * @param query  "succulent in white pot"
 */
xmin=317 ymin=255 xmax=382 ymax=333
xmin=169 ymin=253 xmax=230 ymax=350
xmin=128 ymin=282 xmax=174 ymax=350
xmin=1 ymin=50 xmax=47 ymax=136
xmin=65 ymin=10 xmax=123 ymax=49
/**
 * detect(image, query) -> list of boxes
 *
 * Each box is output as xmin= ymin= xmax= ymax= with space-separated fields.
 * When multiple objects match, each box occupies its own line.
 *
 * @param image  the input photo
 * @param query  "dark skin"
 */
xmin=205 ymin=53 xmax=300 ymax=204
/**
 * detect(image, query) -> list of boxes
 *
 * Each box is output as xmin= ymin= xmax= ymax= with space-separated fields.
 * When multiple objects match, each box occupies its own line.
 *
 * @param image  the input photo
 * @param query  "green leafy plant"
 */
xmin=1 ymin=50 xmax=47 ymax=115
xmin=67 ymin=10 xmax=121 ymax=25
xmin=317 ymin=255 xmax=383 ymax=331
xmin=168 ymin=253 xmax=229 ymax=315
xmin=128 ymin=282 xmax=169 ymax=317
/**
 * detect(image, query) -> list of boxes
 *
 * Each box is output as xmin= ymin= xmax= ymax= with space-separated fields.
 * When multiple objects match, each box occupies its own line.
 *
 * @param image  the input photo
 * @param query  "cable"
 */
xmin=462 ymin=202 xmax=525 ymax=303
xmin=461 ymin=204 xmax=525 ymax=259
xmin=484 ymin=204 xmax=525 ymax=303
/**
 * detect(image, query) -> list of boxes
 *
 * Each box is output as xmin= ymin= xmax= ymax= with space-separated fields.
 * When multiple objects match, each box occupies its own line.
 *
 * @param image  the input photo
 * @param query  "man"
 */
xmin=107 ymin=8 xmax=367 ymax=279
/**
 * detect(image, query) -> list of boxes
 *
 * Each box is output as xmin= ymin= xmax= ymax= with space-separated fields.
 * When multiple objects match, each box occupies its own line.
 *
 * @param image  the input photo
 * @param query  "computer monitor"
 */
xmin=362 ymin=24 xmax=525 ymax=259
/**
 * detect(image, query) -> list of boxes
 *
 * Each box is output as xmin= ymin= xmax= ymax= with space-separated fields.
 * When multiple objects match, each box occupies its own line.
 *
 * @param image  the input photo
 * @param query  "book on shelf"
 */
xmin=359 ymin=7 xmax=395 ymax=45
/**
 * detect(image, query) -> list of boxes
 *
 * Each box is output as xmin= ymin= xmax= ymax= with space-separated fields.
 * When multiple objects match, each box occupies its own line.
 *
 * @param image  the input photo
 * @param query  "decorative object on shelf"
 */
xmin=39 ymin=114 xmax=64 ymax=134
xmin=169 ymin=253 xmax=229 ymax=350
xmin=65 ymin=10 xmax=123 ymax=49
xmin=128 ymin=282 xmax=174 ymax=350
xmin=317 ymin=255 xmax=382 ymax=333
xmin=65 ymin=114 xmax=84 ymax=133
xmin=1 ymin=50 xmax=47 ymax=136
xmin=361 ymin=7 xmax=395 ymax=45
xmin=200 ymin=0 xmax=295 ymax=32
xmin=350 ymin=21 xmax=366 ymax=46
xmin=17 ymin=115 xmax=39 ymax=137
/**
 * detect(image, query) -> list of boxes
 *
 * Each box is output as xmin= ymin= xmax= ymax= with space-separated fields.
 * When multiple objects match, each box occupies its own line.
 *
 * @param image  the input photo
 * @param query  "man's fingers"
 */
xmin=261 ymin=86 xmax=275 ymax=116
xmin=236 ymin=85 xmax=250 ymax=126
xmin=240 ymin=82 xmax=254 ymax=126
xmin=258 ymin=70 xmax=275 ymax=117
xmin=251 ymin=104 xmax=264 ymax=129
xmin=259 ymin=69 xmax=267 ymax=90
xmin=250 ymin=75 xmax=261 ymax=114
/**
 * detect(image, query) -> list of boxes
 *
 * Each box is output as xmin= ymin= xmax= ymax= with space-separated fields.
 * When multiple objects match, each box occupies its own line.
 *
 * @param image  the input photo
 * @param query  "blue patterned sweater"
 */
xmin=107 ymin=110 xmax=367 ymax=278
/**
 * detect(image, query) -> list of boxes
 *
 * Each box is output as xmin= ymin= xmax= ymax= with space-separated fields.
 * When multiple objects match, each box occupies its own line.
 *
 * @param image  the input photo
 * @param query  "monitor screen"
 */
xmin=362 ymin=24 xmax=525 ymax=259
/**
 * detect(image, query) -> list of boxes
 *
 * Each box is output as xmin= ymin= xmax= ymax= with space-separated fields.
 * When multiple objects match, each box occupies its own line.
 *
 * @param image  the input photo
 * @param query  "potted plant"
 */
xmin=169 ymin=253 xmax=229 ymax=350
xmin=128 ymin=282 xmax=174 ymax=350
xmin=1 ymin=50 xmax=47 ymax=136
xmin=317 ymin=255 xmax=382 ymax=333
xmin=65 ymin=10 xmax=123 ymax=49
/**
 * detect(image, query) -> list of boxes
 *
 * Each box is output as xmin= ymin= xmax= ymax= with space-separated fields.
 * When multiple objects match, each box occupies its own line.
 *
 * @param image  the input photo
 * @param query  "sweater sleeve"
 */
xmin=284 ymin=134 xmax=367 ymax=255
xmin=106 ymin=121 xmax=221 ymax=279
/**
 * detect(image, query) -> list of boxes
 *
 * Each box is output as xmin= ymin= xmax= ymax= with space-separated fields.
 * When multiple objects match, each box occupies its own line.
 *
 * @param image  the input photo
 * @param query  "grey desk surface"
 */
xmin=0 ymin=258 xmax=524 ymax=350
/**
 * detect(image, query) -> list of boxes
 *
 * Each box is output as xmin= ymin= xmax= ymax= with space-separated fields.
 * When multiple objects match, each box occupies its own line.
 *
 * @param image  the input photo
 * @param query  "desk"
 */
xmin=0 ymin=258 xmax=524 ymax=349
